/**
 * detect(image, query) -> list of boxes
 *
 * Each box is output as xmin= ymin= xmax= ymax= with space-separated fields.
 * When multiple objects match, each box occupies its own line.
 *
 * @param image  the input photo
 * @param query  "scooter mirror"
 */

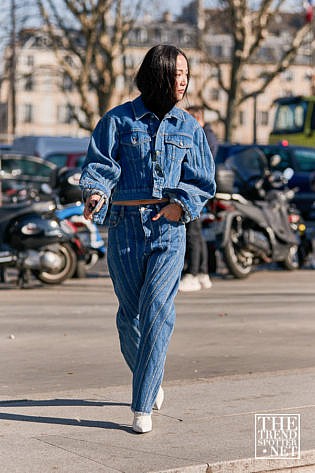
xmin=283 ymin=167 xmax=294 ymax=180
xmin=41 ymin=183 xmax=53 ymax=195
xmin=270 ymin=154 xmax=282 ymax=167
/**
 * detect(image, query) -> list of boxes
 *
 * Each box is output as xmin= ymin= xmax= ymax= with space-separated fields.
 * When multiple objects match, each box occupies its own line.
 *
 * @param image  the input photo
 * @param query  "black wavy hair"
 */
xmin=135 ymin=44 xmax=190 ymax=118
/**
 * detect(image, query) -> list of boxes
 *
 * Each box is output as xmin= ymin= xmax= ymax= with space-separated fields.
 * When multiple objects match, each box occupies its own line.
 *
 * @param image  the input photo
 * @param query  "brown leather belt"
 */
xmin=112 ymin=198 xmax=169 ymax=206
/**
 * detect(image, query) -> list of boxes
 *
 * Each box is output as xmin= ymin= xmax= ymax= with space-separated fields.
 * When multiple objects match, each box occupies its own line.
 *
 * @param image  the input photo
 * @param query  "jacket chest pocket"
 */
xmin=164 ymin=135 xmax=193 ymax=161
xmin=120 ymin=131 xmax=151 ymax=160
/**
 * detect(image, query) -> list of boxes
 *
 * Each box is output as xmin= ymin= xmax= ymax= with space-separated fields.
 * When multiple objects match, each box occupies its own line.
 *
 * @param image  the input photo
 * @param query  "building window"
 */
xmin=133 ymin=28 xmax=148 ymax=43
xmin=22 ymin=104 xmax=33 ymax=123
xmin=154 ymin=28 xmax=161 ymax=42
xmin=62 ymin=73 xmax=73 ymax=92
xmin=210 ymin=88 xmax=220 ymax=101
xmin=282 ymin=89 xmax=293 ymax=97
xmin=211 ymin=44 xmax=223 ymax=58
xmin=123 ymin=54 xmax=135 ymax=69
xmin=26 ymin=55 xmax=34 ymax=66
xmin=258 ymin=111 xmax=269 ymax=126
xmin=239 ymin=110 xmax=245 ymax=126
xmin=24 ymin=75 xmax=33 ymax=91
xmin=281 ymin=70 xmax=294 ymax=82
xmin=64 ymin=55 xmax=74 ymax=67
xmin=210 ymin=67 xmax=219 ymax=79
xmin=257 ymin=46 xmax=275 ymax=61
xmin=177 ymin=29 xmax=186 ymax=43
xmin=57 ymin=104 xmax=73 ymax=124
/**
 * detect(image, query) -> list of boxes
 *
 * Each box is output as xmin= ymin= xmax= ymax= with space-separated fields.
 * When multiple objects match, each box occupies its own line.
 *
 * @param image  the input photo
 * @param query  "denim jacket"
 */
xmin=79 ymin=95 xmax=216 ymax=224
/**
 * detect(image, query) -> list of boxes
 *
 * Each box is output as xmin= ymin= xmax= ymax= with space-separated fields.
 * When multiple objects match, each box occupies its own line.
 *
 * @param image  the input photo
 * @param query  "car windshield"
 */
xmin=45 ymin=153 xmax=69 ymax=167
xmin=0 ymin=155 xmax=57 ymax=204
xmin=273 ymin=101 xmax=307 ymax=133
xmin=0 ymin=154 xmax=56 ymax=182
xmin=292 ymin=148 xmax=315 ymax=172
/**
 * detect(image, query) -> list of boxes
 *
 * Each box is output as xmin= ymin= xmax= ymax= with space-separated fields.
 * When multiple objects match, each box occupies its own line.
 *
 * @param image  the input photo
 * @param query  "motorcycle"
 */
xmin=2 ymin=166 xmax=106 ymax=279
xmin=49 ymin=167 xmax=106 ymax=278
xmin=211 ymin=148 xmax=300 ymax=279
xmin=0 ymin=198 xmax=77 ymax=287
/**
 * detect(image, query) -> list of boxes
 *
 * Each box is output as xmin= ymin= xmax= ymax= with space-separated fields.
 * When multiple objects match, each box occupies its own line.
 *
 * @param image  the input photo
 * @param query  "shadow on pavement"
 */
xmin=0 ymin=398 xmax=133 ymax=433
xmin=0 ymin=398 xmax=130 ymax=408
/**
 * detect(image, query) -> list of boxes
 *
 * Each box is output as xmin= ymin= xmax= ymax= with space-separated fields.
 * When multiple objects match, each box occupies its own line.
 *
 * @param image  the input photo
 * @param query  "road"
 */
xmin=1 ymin=266 xmax=315 ymax=397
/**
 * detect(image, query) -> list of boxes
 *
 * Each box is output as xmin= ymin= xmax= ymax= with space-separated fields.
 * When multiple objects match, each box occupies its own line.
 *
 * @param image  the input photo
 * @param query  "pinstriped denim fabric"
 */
xmin=107 ymin=203 xmax=186 ymax=414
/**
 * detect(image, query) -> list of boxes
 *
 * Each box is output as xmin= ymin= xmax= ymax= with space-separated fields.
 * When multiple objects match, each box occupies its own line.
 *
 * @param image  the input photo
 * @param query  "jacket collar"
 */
xmin=132 ymin=95 xmax=185 ymax=121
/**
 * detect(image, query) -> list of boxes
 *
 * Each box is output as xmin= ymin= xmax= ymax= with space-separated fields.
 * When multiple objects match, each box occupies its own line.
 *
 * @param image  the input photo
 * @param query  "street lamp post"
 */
xmin=9 ymin=0 xmax=17 ymax=139
xmin=253 ymin=92 xmax=258 ymax=144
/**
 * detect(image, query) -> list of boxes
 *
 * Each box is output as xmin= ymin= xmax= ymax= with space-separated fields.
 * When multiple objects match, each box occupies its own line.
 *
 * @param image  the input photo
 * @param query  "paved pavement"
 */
xmin=1 ymin=268 xmax=315 ymax=472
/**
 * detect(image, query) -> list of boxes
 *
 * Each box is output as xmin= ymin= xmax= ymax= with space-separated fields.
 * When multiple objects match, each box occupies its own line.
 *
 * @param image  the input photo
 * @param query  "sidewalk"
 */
xmin=1 ymin=368 xmax=315 ymax=473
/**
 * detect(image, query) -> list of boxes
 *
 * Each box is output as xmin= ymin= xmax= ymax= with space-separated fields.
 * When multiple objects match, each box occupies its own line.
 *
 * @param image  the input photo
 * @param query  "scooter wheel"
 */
xmin=33 ymin=243 xmax=77 ymax=284
xmin=223 ymin=217 xmax=253 ymax=279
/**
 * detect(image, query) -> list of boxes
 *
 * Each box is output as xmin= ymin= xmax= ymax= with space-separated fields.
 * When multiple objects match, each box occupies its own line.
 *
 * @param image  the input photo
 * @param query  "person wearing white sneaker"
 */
xmin=179 ymin=273 xmax=201 ymax=292
xmin=80 ymin=45 xmax=216 ymax=435
xmin=198 ymin=273 xmax=212 ymax=289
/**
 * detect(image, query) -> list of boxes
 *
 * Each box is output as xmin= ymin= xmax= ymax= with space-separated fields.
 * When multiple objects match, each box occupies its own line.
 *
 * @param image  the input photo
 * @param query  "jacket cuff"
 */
xmin=169 ymin=197 xmax=191 ymax=223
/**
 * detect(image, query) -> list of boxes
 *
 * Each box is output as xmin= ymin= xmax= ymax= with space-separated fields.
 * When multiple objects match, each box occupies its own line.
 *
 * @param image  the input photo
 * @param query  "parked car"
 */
xmin=216 ymin=143 xmax=315 ymax=220
xmin=0 ymin=154 xmax=57 ymax=204
xmin=10 ymin=135 xmax=89 ymax=168
xmin=0 ymin=143 xmax=12 ymax=152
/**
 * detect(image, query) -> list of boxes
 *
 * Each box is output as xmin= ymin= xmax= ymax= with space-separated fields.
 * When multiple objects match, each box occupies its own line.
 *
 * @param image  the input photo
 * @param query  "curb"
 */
xmin=148 ymin=449 xmax=315 ymax=473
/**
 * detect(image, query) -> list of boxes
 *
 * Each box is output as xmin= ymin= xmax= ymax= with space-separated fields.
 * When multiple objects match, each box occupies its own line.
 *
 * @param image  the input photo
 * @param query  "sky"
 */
xmin=157 ymin=0 xmax=192 ymax=16
xmin=158 ymin=0 xmax=304 ymax=16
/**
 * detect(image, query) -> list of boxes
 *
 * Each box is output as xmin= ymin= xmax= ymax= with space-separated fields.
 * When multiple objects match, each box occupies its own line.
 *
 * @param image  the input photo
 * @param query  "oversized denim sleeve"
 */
xmin=79 ymin=115 xmax=121 ymax=223
xmin=165 ymin=125 xmax=216 ymax=223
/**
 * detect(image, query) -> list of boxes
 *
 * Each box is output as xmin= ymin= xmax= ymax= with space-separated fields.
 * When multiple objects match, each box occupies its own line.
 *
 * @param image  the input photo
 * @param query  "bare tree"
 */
xmin=0 ymin=0 xmax=35 ymax=138
xmin=36 ymin=0 xmax=144 ymax=131
xmin=197 ymin=0 xmax=312 ymax=141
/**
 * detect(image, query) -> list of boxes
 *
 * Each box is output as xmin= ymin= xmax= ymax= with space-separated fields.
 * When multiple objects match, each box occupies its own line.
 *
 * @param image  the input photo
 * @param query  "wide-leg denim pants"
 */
xmin=107 ymin=203 xmax=186 ymax=414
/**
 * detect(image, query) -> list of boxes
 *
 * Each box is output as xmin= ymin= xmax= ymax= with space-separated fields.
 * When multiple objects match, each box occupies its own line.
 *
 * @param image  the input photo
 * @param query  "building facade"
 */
xmin=0 ymin=8 xmax=314 ymax=144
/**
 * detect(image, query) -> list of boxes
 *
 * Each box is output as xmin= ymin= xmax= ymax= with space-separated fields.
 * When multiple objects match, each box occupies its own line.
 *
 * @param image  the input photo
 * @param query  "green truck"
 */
xmin=269 ymin=95 xmax=315 ymax=147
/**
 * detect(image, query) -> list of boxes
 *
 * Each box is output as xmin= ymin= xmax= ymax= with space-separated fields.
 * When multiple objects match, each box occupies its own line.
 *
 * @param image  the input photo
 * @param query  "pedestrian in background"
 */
xmin=80 ymin=45 xmax=216 ymax=433
xmin=179 ymin=105 xmax=218 ymax=292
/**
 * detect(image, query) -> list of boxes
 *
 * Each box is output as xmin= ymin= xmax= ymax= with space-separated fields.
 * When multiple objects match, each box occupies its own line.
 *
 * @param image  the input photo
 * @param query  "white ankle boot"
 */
xmin=153 ymin=386 xmax=164 ymax=410
xmin=132 ymin=412 xmax=152 ymax=433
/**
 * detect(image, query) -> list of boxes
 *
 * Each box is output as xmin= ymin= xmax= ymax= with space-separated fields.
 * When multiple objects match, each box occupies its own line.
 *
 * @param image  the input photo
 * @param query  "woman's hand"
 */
xmin=84 ymin=194 xmax=102 ymax=220
xmin=152 ymin=203 xmax=183 ymax=222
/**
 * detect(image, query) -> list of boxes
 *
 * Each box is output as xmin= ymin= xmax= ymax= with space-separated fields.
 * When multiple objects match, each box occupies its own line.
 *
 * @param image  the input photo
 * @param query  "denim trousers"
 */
xmin=107 ymin=203 xmax=186 ymax=414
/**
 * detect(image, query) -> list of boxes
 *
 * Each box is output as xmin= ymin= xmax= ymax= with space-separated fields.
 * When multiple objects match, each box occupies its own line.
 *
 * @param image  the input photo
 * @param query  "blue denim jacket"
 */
xmin=80 ymin=95 xmax=216 ymax=224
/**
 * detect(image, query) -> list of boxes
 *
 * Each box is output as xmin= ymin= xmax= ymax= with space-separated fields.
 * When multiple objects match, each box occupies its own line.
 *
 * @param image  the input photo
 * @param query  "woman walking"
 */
xmin=80 ymin=44 xmax=216 ymax=433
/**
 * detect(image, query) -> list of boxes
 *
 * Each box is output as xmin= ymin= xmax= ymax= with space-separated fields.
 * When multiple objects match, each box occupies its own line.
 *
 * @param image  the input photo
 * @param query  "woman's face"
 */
xmin=174 ymin=54 xmax=189 ymax=102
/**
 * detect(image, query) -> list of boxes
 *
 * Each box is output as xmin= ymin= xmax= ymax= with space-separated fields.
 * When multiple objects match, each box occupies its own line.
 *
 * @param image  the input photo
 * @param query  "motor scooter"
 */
xmin=0 ymin=199 xmax=77 ymax=287
xmin=212 ymin=148 xmax=300 ymax=279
